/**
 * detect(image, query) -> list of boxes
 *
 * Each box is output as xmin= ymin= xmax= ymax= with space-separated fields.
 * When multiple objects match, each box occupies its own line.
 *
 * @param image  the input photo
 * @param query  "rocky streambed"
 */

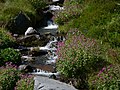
xmin=17 ymin=35 xmax=65 ymax=77
xmin=10 ymin=1 xmax=77 ymax=90
xmin=13 ymin=0 xmax=66 ymax=78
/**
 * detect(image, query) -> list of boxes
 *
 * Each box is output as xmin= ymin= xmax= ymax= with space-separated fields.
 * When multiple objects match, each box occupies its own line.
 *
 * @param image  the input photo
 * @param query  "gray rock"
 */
xmin=17 ymin=35 xmax=41 ymax=46
xmin=18 ymin=65 xmax=28 ymax=71
xmin=18 ymin=65 xmax=33 ymax=72
xmin=49 ymin=5 xmax=64 ymax=11
xmin=25 ymin=27 xmax=38 ymax=36
xmin=21 ymin=56 xmax=35 ymax=62
xmin=50 ymin=0 xmax=65 ymax=6
xmin=17 ymin=35 xmax=40 ymax=42
xmin=34 ymin=76 xmax=77 ymax=90
xmin=6 ymin=11 xmax=32 ymax=34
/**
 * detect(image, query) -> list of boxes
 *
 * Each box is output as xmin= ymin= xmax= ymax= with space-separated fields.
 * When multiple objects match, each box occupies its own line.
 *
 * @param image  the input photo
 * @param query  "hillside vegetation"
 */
xmin=57 ymin=0 xmax=120 ymax=48
xmin=56 ymin=0 xmax=120 ymax=89
xmin=0 ymin=0 xmax=120 ymax=89
xmin=0 ymin=0 xmax=47 ymax=27
xmin=0 ymin=0 xmax=45 ymax=90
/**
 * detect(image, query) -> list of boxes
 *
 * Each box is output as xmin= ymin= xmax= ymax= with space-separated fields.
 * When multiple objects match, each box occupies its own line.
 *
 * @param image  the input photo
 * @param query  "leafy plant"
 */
xmin=0 ymin=62 xmax=20 ymax=90
xmin=28 ymin=0 xmax=47 ymax=9
xmin=0 ymin=62 xmax=34 ymax=90
xmin=15 ymin=74 xmax=34 ymax=90
xmin=0 ymin=28 xmax=15 ymax=48
xmin=58 ymin=0 xmax=120 ymax=48
xmin=56 ymin=29 xmax=106 ymax=89
xmin=0 ymin=48 xmax=21 ymax=66
xmin=55 ymin=0 xmax=82 ymax=25
xmin=90 ymin=64 xmax=120 ymax=90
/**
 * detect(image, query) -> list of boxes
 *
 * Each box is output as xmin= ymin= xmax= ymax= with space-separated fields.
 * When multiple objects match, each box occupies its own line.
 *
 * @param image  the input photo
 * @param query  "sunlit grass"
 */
xmin=0 ymin=0 xmax=35 ymax=22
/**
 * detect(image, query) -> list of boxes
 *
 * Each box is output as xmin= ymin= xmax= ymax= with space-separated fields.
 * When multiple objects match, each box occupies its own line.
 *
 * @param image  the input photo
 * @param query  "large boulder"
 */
xmin=6 ymin=11 xmax=32 ymax=34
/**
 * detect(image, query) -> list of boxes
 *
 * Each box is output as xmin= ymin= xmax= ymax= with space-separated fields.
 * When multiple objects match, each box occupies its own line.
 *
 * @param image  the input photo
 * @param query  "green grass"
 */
xmin=58 ymin=0 xmax=120 ymax=47
xmin=58 ymin=0 xmax=120 ymax=65
xmin=56 ymin=0 xmax=120 ymax=89
xmin=0 ymin=28 xmax=15 ymax=48
xmin=0 ymin=0 xmax=35 ymax=22
xmin=0 ymin=0 xmax=120 ymax=89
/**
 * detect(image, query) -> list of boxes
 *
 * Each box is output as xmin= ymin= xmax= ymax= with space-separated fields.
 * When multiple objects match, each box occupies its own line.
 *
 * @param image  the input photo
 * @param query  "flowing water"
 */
xmin=19 ymin=28 xmax=65 ymax=77
xmin=15 ymin=1 xmax=66 ymax=77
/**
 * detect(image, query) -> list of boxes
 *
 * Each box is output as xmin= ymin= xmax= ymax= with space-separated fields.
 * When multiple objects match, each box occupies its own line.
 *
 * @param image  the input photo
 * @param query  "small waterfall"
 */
xmin=27 ymin=36 xmax=65 ymax=76
xmin=17 ymin=1 xmax=65 ymax=77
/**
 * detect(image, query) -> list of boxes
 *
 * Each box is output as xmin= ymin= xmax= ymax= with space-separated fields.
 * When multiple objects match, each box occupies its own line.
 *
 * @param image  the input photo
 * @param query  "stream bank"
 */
xmin=11 ymin=0 xmax=77 ymax=90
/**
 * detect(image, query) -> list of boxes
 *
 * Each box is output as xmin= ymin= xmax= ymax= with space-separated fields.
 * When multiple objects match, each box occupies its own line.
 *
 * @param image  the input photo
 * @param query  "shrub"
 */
xmin=90 ymin=64 xmax=120 ymax=90
xmin=28 ymin=0 xmax=47 ymax=9
xmin=55 ymin=0 xmax=82 ymax=25
xmin=0 ymin=62 xmax=34 ymax=90
xmin=0 ymin=28 xmax=15 ymax=48
xmin=15 ymin=74 xmax=34 ymax=90
xmin=0 ymin=62 xmax=20 ymax=90
xmin=56 ymin=29 xmax=106 ymax=89
xmin=0 ymin=48 xmax=21 ymax=66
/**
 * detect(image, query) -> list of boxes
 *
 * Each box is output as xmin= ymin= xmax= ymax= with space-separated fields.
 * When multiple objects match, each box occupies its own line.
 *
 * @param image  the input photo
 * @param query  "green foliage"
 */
xmin=28 ymin=0 xmax=47 ymax=9
xmin=0 ymin=0 xmax=35 ymax=22
xmin=57 ymin=0 xmax=120 ymax=88
xmin=0 ymin=63 xmax=34 ymax=90
xmin=56 ymin=30 xmax=107 ymax=89
xmin=0 ymin=28 xmax=15 ymax=48
xmin=58 ymin=0 xmax=120 ymax=48
xmin=89 ymin=65 xmax=120 ymax=90
xmin=0 ymin=62 xmax=20 ymax=90
xmin=15 ymin=75 xmax=34 ymax=90
xmin=55 ymin=0 xmax=82 ymax=25
xmin=0 ymin=7 xmax=21 ymax=21
xmin=0 ymin=48 xmax=21 ymax=66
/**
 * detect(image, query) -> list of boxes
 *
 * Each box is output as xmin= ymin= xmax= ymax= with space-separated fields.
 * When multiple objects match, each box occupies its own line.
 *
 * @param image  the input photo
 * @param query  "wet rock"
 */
xmin=52 ymin=0 xmax=59 ymax=2
xmin=25 ymin=27 xmax=38 ymax=36
xmin=38 ymin=23 xmax=58 ymax=35
xmin=30 ymin=47 xmax=40 ymax=52
xmin=33 ymin=65 xmax=56 ymax=73
xmin=28 ymin=47 xmax=48 ymax=56
xmin=18 ymin=65 xmax=33 ymax=72
xmin=49 ymin=5 xmax=64 ymax=11
xmin=6 ymin=11 xmax=32 ymax=34
xmin=35 ymin=8 xmax=45 ymax=28
xmin=51 ymin=0 xmax=65 ymax=6
xmin=49 ymin=74 xmax=56 ymax=79
xmin=40 ymin=12 xmax=54 ymax=27
xmin=21 ymin=56 xmax=35 ymax=62
xmin=17 ymin=35 xmax=49 ymax=46
xmin=13 ymin=34 xmax=19 ymax=37
xmin=16 ymin=46 xmax=29 ymax=51
xmin=31 ymin=50 xmax=48 ymax=56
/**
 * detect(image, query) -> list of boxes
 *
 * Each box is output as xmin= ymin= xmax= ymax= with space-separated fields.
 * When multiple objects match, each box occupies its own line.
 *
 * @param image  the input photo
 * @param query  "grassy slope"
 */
xmin=58 ymin=0 xmax=120 ymax=47
xmin=57 ymin=0 xmax=120 ymax=62
xmin=56 ymin=0 xmax=120 ymax=88
xmin=0 ymin=0 xmax=35 ymax=22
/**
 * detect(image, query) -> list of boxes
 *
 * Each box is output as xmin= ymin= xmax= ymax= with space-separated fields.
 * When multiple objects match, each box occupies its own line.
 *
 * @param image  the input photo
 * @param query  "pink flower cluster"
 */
xmin=92 ymin=64 xmax=113 ymax=84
